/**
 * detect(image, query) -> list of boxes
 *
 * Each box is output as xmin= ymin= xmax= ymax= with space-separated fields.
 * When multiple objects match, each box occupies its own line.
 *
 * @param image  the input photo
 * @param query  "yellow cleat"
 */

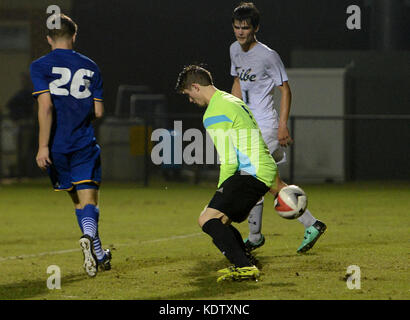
xmin=217 ymin=265 xmax=260 ymax=282
xmin=217 ymin=266 xmax=236 ymax=274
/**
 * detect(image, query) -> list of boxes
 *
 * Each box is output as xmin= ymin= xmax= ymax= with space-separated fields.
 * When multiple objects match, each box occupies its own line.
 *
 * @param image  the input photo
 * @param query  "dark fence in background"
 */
xmin=138 ymin=113 xmax=410 ymax=186
xmin=288 ymin=114 xmax=410 ymax=184
xmin=1 ymin=114 xmax=408 ymax=184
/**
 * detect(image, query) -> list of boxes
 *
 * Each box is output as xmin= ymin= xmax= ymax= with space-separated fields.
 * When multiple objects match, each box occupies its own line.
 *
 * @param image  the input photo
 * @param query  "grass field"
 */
xmin=0 ymin=179 xmax=409 ymax=300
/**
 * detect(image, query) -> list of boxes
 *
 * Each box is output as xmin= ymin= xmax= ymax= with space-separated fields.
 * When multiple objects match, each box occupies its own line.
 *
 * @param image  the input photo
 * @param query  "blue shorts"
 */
xmin=47 ymin=143 xmax=102 ymax=191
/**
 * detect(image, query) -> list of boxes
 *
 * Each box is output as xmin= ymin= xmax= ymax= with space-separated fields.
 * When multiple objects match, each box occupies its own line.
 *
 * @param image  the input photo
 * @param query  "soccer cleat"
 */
xmin=297 ymin=220 xmax=327 ymax=253
xmin=218 ymin=257 xmax=259 ymax=273
xmin=98 ymin=249 xmax=112 ymax=271
xmin=79 ymin=235 xmax=98 ymax=277
xmin=244 ymin=234 xmax=265 ymax=252
xmin=217 ymin=265 xmax=260 ymax=282
xmin=245 ymin=251 xmax=260 ymax=268
xmin=217 ymin=266 xmax=236 ymax=274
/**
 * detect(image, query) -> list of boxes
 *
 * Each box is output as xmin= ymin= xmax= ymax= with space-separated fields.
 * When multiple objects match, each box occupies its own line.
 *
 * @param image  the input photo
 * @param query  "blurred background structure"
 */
xmin=0 ymin=0 xmax=409 ymax=184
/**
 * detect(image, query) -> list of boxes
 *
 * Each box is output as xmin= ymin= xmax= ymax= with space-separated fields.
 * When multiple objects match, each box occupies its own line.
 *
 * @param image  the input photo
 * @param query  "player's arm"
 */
xmin=91 ymin=64 xmax=104 ymax=119
xmin=231 ymin=76 xmax=242 ymax=100
xmin=265 ymin=50 xmax=293 ymax=146
xmin=93 ymin=100 xmax=104 ymax=119
xmin=277 ymin=81 xmax=293 ymax=147
xmin=36 ymin=92 xmax=53 ymax=170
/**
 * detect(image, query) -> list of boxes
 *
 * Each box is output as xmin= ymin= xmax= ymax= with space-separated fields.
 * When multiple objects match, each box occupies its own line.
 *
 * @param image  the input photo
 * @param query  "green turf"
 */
xmin=0 ymin=179 xmax=409 ymax=300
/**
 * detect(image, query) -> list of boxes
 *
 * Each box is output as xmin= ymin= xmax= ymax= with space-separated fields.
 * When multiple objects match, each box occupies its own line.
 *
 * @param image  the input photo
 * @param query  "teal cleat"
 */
xmin=297 ymin=220 xmax=327 ymax=253
xmin=244 ymin=234 xmax=265 ymax=252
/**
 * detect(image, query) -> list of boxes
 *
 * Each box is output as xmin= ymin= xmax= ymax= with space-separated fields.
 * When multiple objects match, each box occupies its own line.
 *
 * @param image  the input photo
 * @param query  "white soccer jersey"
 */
xmin=230 ymin=41 xmax=288 ymax=128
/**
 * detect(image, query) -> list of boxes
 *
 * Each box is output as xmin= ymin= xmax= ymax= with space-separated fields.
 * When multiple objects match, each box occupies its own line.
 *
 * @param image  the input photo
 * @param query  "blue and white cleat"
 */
xmin=98 ymin=249 xmax=112 ymax=271
xmin=79 ymin=235 xmax=98 ymax=277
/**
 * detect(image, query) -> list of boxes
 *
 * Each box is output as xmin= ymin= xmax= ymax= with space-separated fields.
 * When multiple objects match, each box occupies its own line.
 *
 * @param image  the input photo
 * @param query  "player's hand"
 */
xmin=36 ymin=147 xmax=52 ymax=170
xmin=278 ymin=125 xmax=293 ymax=147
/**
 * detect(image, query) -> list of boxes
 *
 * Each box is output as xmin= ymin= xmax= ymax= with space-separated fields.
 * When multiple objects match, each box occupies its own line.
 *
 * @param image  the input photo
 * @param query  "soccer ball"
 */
xmin=274 ymin=185 xmax=307 ymax=219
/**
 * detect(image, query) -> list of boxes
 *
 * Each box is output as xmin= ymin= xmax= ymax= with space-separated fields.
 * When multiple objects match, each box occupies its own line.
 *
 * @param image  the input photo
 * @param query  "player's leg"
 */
xmin=296 ymin=206 xmax=327 ymax=253
xmin=202 ymin=173 xmax=270 ymax=281
xmin=74 ymin=186 xmax=110 ymax=268
xmin=275 ymin=157 xmax=327 ymax=253
xmin=269 ymin=168 xmax=327 ymax=252
xmin=74 ymin=186 xmax=98 ymax=238
xmin=199 ymin=207 xmax=253 ymax=269
xmin=228 ymin=223 xmax=259 ymax=267
xmin=71 ymin=143 xmax=111 ymax=274
xmin=243 ymin=127 xmax=279 ymax=251
xmin=69 ymin=186 xmax=98 ymax=277
xmin=244 ymin=198 xmax=265 ymax=251
xmin=272 ymin=171 xmax=327 ymax=253
xmin=199 ymin=205 xmax=258 ymax=263
xmin=274 ymin=174 xmax=326 ymax=253
xmin=268 ymin=128 xmax=327 ymax=253
xmin=274 ymin=149 xmax=326 ymax=239
xmin=46 ymin=152 xmax=98 ymax=276
xmin=68 ymin=187 xmax=103 ymax=243
xmin=199 ymin=207 xmax=260 ymax=282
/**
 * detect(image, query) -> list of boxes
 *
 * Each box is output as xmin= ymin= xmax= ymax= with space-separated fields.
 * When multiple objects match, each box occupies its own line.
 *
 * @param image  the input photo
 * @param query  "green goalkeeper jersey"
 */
xmin=203 ymin=89 xmax=277 ymax=188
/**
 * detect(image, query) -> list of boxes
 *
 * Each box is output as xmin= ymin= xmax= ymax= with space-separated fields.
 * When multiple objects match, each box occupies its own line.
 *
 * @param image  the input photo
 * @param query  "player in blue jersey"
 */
xmin=30 ymin=14 xmax=111 ymax=277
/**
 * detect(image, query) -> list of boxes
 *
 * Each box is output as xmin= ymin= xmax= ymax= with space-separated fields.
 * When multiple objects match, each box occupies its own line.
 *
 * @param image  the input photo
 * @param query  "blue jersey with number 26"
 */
xmin=30 ymin=49 xmax=103 ymax=153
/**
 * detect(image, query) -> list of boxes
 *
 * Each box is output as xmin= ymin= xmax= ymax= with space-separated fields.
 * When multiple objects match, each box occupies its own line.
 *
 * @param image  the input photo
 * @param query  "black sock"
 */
xmin=202 ymin=218 xmax=251 ymax=267
xmin=228 ymin=224 xmax=247 ymax=253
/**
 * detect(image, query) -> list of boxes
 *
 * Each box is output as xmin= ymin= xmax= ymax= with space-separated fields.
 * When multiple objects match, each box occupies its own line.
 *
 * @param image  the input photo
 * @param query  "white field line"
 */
xmin=0 ymin=232 xmax=203 ymax=262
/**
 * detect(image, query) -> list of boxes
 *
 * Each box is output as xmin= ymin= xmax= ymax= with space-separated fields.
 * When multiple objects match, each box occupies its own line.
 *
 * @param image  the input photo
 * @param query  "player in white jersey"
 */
xmin=230 ymin=2 xmax=327 ymax=253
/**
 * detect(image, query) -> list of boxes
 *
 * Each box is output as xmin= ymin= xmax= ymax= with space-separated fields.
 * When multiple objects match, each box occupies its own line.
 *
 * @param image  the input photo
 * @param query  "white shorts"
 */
xmin=259 ymin=126 xmax=287 ymax=165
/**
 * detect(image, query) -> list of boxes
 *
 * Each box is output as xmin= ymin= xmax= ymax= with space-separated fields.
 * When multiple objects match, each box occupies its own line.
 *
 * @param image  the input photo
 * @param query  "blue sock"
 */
xmin=75 ymin=208 xmax=84 ymax=233
xmin=78 ymin=204 xmax=99 ymax=239
xmin=75 ymin=206 xmax=105 ymax=261
xmin=93 ymin=231 xmax=106 ymax=261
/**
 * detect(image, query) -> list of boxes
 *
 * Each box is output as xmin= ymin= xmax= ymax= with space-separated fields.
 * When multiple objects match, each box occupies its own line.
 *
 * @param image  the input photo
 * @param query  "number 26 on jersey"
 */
xmin=50 ymin=67 xmax=94 ymax=99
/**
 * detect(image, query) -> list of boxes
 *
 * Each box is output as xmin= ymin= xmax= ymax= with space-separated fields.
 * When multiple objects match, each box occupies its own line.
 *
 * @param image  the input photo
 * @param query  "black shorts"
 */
xmin=208 ymin=171 xmax=270 ymax=223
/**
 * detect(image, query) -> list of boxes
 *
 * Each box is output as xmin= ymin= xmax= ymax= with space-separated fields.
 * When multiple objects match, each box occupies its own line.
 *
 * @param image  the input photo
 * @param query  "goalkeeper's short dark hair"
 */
xmin=175 ymin=65 xmax=214 ymax=93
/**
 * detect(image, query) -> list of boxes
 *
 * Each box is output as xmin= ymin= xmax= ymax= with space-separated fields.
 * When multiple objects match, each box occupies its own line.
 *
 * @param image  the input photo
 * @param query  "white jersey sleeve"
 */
xmin=265 ymin=50 xmax=288 ymax=87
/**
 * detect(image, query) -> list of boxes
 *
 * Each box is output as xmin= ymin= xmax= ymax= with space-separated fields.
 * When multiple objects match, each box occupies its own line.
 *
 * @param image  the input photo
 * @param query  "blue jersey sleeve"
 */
xmin=30 ymin=61 xmax=50 ymax=98
xmin=92 ymin=67 xmax=103 ymax=102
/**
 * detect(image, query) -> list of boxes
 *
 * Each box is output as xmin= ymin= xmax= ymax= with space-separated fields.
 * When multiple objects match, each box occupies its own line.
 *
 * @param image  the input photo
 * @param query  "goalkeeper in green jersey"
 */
xmin=175 ymin=65 xmax=287 ymax=282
